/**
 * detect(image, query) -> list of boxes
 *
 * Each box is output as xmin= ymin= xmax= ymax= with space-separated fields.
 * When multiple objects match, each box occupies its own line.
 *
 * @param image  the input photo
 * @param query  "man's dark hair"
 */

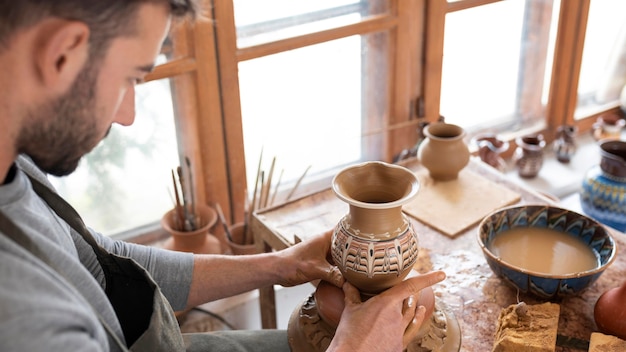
xmin=0 ymin=0 xmax=200 ymax=58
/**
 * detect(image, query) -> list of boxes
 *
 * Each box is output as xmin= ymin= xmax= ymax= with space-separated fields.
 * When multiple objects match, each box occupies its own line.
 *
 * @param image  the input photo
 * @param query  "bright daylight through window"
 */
xmin=49 ymin=0 xmax=625 ymax=238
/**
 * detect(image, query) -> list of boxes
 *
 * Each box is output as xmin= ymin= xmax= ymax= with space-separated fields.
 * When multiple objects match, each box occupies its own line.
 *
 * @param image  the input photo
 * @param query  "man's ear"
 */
xmin=36 ymin=21 xmax=90 ymax=92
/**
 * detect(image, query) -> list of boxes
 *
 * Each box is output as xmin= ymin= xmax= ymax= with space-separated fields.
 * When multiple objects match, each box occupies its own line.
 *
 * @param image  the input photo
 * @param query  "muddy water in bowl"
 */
xmin=478 ymin=205 xmax=616 ymax=298
xmin=488 ymin=227 xmax=600 ymax=275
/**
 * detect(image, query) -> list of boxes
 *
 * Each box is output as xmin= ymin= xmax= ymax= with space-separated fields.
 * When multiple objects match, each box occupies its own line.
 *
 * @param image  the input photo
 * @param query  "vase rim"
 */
xmin=331 ymin=161 xmax=419 ymax=209
xmin=424 ymin=122 xmax=466 ymax=141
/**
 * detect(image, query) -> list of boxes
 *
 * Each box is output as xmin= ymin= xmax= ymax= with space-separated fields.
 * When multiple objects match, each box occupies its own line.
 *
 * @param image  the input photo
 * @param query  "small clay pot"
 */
xmin=161 ymin=204 xmax=222 ymax=254
xmin=417 ymin=123 xmax=470 ymax=181
xmin=513 ymin=134 xmax=546 ymax=178
xmin=554 ymin=125 xmax=577 ymax=163
xmin=227 ymin=222 xmax=256 ymax=255
xmin=592 ymin=113 xmax=625 ymax=141
xmin=471 ymin=133 xmax=509 ymax=171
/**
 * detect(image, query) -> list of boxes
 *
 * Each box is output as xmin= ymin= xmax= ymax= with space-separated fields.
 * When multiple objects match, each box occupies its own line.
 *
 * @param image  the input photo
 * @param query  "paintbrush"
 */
xmin=245 ymin=149 xmax=263 ymax=244
xmin=286 ymin=165 xmax=312 ymax=201
xmin=215 ymin=203 xmax=234 ymax=243
xmin=185 ymin=157 xmax=196 ymax=222
xmin=171 ymin=169 xmax=185 ymax=231
xmin=269 ymin=168 xmax=284 ymax=207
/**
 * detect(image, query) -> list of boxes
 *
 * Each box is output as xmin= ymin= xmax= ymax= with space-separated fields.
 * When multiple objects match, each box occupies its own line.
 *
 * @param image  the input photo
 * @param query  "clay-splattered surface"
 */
xmin=253 ymin=159 xmax=626 ymax=351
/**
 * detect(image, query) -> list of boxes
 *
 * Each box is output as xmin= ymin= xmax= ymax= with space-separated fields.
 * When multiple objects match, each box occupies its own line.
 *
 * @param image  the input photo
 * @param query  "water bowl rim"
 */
xmin=476 ymin=204 xmax=617 ymax=279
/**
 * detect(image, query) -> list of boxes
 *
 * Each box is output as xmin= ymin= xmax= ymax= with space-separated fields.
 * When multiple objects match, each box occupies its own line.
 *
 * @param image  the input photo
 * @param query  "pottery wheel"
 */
xmin=287 ymin=294 xmax=461 ymax=352
xmin=407 ymin=301 xmax=461 ymax=352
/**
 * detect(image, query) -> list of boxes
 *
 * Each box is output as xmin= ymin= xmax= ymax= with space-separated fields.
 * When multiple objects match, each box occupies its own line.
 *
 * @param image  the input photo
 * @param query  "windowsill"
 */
xmin=502 ymin=131 xmax=605 ymax=202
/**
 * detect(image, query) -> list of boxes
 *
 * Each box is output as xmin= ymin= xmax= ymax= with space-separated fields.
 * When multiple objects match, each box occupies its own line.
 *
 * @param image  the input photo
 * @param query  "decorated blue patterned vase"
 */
xmin=580 ymin=140 xmax=626 ymax=232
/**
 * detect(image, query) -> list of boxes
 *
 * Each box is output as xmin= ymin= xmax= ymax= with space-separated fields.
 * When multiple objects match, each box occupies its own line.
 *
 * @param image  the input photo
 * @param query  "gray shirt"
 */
xmin=0 ymin=156 xmax=194 ymax=351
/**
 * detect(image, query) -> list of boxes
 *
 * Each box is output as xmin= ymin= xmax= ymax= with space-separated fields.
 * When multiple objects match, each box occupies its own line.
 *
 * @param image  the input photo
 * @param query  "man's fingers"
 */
xmin=326 ymin=266 xmax=345 ymax=287
xmin=402 ymin=295 xmax=417 ymax=325
xmin=380 ymin=271 xmax=446 ymax=301
xmin=403 ymin=305 xmax=426 ymax=348
xmin=342 ymin=281 xmax=362 ymax=305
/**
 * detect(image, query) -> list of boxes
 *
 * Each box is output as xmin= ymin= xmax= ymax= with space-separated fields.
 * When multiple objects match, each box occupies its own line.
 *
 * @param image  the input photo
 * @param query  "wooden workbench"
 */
xmin=250 ymin=158 xmax=626 ymax=351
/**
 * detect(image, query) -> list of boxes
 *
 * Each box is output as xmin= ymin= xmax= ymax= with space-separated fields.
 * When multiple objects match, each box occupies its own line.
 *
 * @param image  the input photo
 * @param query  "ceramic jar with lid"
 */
xmin=580 ymin=139 xmax=626 ymax=232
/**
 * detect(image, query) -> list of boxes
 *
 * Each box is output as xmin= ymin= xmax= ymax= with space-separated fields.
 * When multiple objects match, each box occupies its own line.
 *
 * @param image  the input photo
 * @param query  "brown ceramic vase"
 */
xmin=330 ymin=161 xmax=421 ymax=294
xmin=161 ymin=203 xmax=222 ymax=254
xmin=417 ymin=122 xmax=470 ymax=181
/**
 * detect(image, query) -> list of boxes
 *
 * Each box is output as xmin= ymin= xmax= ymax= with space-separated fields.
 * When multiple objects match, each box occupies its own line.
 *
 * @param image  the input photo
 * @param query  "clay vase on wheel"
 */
xmin=330 ymin=161 xmax=421 ymax=295
xmin=288 ymin=161 xmax=427 ymax=352
xmin=417 ymin=122 xmax=470 ymax=181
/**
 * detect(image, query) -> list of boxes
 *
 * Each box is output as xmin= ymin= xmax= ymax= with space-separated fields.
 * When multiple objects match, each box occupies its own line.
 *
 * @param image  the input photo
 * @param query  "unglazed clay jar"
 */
xmin=330 ymin=161 xmax=420 ymax=294
xmin=417 ymin=122 xmax=470 ymax=181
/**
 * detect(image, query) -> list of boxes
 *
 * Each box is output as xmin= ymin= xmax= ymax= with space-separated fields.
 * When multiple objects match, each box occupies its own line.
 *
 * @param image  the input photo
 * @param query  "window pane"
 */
xmin=440 ymin=0 xmax=557 ymax=133
xmin=575 ymin=0 xmax=626 ymax=118
xmin=238 ymin=33 xmax=389 ymax=201
xmin=233 ymin=0 xmax=389 ymax=47
xmin=50 ymin=79 xmax=180 ymax=235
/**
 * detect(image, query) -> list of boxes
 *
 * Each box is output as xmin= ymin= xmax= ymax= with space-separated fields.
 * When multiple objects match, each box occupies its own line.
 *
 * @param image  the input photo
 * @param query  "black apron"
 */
xmin=0 ymin=170 xmax=185 ymax=351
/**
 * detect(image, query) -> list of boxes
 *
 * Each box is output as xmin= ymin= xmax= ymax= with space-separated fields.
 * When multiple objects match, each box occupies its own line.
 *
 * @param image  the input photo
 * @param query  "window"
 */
xmin=217 ymin=0 xmax=423 ymax=216
xmin=576 ymin=0 xmax=626 ymax=118
xmin=51 ymin=0 xmax=624 ymax=240
xmin=440 ymin=0 xmax=557 ymax=133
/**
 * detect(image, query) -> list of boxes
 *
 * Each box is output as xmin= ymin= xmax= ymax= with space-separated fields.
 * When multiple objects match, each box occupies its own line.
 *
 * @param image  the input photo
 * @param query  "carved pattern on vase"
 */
xmin=331 ymin=218 xmax=419 ymax=280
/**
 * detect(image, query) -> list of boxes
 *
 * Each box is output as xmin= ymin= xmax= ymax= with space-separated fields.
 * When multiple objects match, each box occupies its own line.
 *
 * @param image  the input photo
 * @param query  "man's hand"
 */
xmin=275 ymin=230 xmax=345 ymax=288
xmin=328 ymin=271 xmax=446 ymax=352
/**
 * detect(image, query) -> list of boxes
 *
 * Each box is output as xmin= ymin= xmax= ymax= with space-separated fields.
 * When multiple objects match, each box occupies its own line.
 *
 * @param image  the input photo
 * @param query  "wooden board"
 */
xmin=403 ymin=168 xmax=521 ymax=237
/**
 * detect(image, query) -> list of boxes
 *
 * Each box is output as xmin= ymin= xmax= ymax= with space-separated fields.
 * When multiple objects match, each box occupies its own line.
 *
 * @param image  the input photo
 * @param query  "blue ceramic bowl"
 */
xmin=477 ymin=205 xmax=616 ymax=299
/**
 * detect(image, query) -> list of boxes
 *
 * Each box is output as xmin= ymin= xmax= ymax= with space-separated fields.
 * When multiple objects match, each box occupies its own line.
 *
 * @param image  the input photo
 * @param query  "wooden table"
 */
xmin=250 ymin=158 xmax=626 ymax=351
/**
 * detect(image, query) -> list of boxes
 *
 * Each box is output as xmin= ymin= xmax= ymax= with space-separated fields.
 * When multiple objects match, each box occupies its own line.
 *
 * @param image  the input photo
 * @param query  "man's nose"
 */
xmin=114 ymin=88 xmax=136 ymax=126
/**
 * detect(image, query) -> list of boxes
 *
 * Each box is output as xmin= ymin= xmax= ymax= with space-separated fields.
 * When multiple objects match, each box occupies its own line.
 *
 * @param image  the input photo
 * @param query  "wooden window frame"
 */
xmin=133 ymin=0 xmax=621 ymax=241
xmin=207 ymin=0 xmax=425 ymax=224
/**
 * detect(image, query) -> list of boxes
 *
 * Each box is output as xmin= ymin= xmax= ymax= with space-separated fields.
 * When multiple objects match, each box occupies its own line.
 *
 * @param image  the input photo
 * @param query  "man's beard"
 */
xmin=18 ymin=64 xmax=105 ymax=177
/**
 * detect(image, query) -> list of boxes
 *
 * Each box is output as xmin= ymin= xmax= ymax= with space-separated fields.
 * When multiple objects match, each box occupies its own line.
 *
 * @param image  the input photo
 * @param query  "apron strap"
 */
xmin=0 ymin=209 xmax=130 ymax=352
xmin=25 ymin=174 xmax=155 ymax=346
xmin=27 ymin=174 xmax=109 ymax=258
xmin=2 ymin=163 xmax=186 ymax=351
